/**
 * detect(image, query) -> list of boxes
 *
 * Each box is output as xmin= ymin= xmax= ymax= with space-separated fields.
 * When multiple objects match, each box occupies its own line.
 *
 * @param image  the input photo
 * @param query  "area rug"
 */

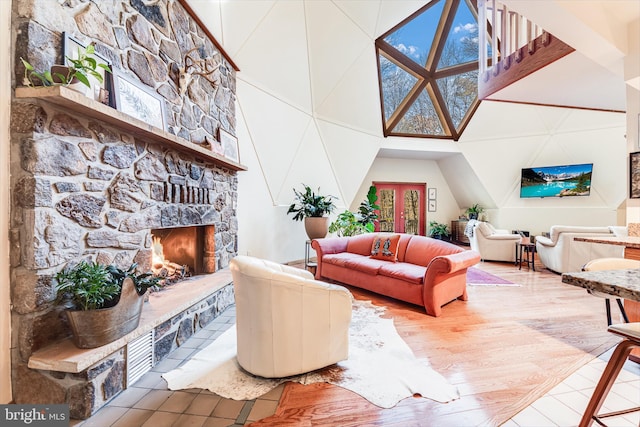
xmin=467 ymin=267 xmax=520 ymax=286
xmin=162 ymin=300 xmax=459 ymax=408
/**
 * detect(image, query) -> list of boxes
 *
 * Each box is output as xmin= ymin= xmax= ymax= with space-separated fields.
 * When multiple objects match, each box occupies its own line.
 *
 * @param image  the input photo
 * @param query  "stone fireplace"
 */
xmin=9 ymin=0 xmax=243 ymax=418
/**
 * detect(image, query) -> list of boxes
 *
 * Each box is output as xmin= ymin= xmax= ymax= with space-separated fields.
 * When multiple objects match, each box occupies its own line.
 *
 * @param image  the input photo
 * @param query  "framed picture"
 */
xmin=630 ymin=152 xmax=640 ymax=198
xmin=428 ymin=199 xmax=437 ymax=212
xmin=219 ymin=129 xmax=239 ymax=163
xmin=428 ymin=188 xmax=437 ymax=200
xmin=112 ymin=70 xmax=167 ymax=131
xmin=62 ymin=32 xmax=113 ymax=105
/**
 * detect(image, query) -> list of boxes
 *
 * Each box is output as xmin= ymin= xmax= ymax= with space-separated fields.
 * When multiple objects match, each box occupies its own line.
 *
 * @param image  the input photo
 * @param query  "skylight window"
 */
xmin=375 ymin=0 xmax=481 ymax=140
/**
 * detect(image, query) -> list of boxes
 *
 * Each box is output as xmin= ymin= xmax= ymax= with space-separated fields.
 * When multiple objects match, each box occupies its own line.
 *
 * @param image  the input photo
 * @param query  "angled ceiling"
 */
xmin=492 ymin=0 xmax=640 ymax=109
xmin=186 ymin=0 xmax=637 ymax=208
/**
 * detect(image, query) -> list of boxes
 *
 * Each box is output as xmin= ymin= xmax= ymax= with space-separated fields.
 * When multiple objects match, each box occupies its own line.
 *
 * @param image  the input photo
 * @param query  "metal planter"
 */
xmin=66 ymin=277 xmax=144 ymax=349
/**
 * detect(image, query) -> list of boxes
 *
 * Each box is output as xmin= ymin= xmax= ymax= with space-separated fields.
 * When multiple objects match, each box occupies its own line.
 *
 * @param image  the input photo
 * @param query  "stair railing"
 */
xmin=478 ymin=0 xmax=544 ymax=81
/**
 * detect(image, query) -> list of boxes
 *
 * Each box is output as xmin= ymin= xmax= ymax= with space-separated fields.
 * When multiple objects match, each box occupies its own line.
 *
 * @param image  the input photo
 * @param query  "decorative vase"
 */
xmin=65 ymin=277 xmax=144 ymax=349
xmin=468 ymin=213 xmax=478 ymax=220
xmin=304 ymin=217 xmax=329 ymax=240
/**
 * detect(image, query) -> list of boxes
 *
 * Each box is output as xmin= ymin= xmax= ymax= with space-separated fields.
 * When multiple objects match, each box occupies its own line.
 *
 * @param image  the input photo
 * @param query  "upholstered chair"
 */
xmin=229 ymin=255 xmax=353 ymax=378
xmin=468 ymin=221 xmax=522 ymax=263
xmin=535 ymin=226 xmax=625 ymax=273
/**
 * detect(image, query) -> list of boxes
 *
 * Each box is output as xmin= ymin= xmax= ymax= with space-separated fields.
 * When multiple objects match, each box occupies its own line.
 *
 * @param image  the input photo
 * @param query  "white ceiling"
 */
xmin=185 ymin=0 xmax=638 ymax=208
xmin=493 ymin=0 xmax=640 ymax=110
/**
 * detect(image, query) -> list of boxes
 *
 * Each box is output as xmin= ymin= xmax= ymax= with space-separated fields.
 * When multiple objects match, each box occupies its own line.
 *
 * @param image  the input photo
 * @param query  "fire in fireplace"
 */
xmin=150 ymin=225 xmax=216 ymax=284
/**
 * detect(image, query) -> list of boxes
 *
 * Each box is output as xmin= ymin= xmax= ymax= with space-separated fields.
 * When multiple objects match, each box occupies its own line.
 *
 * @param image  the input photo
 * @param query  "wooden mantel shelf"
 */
xmin=15 ymin=86 xmax=247 ymax=172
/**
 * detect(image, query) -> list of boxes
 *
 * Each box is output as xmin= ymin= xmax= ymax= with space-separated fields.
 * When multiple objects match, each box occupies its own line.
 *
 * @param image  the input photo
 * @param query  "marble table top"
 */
xmin=573 ymin=236 xmax=640 ymax=249
xmin=562 ymin=269 xmax=640 ymax=302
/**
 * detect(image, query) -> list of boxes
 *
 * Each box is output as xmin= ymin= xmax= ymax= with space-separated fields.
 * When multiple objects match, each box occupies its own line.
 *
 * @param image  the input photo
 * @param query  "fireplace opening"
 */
xmin=150 ymin=225 xmax=216 ymax=283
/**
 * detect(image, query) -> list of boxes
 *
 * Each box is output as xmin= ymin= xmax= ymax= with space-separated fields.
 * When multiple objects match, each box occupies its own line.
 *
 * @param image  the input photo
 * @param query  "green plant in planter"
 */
xmin=287 ymin=184 xmax=337 ymax=221
xmin=329 ymin=185 xmax=380 ymax=236
xmin=55 ymin=261 xmax=121 ymax=311
xmin=55 ymin=261 xmax=159 ymax=311
xmin=107 ymin=263 xmax=162 ymax=296
xmin=428 ymin=221 xmax=450 ymax=240
xmin=466 ymin=203 xmax=484 ymax=220
xmin=55 ymin=260 xmax=159 ymax=348
xmin=329 ymin=210 xmax=364 ymax=237
xmin=20 ymin=44 xmax=111 ymax=88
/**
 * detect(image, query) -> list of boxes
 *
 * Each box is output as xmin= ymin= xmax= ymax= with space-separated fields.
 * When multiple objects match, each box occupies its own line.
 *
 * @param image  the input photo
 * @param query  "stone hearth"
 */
xmin=10 ymin=0 xmax=242 ymax=418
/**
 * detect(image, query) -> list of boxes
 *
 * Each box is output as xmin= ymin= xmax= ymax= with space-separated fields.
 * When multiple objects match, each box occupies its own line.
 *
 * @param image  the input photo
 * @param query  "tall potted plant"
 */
xmin=55 ymin=261 xmax=159 ymax=348
xmin=287 ymin=184 xmax=337 ymax=240
xmin=329 ymin=185 xmax=380 ymax=236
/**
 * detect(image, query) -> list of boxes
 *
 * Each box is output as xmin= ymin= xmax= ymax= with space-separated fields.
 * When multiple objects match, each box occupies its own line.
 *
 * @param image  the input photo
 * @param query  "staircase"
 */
xmin=477 ymin=0 xmax=575 ymax=100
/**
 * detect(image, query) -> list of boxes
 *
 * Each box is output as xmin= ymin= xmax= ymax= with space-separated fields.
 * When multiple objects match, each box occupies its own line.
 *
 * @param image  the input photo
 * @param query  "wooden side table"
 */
xmin=515 ymin=242 xmax=536 ymax=271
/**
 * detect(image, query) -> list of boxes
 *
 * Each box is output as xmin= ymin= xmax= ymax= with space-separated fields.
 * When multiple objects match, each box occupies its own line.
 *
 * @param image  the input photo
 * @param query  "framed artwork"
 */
xmin=112 ymin=70 xmax=167 ymax=130
xmin=630 ymin=152 xmax=640 ymax=198
xmin=428 ymin=199 xmax=437 ymax=212
xmin=219 ymin=129 xmax=239 ymax=163
xmin=428 ymin=187 xmax=437 ymax=200
xmin=62 ymin=32 xmax=113 ymax=105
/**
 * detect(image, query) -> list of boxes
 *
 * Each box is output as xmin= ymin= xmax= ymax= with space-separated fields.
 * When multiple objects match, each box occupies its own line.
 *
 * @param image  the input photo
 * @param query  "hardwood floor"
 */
xmin=252 ymin=259 xmax=621 ymax=426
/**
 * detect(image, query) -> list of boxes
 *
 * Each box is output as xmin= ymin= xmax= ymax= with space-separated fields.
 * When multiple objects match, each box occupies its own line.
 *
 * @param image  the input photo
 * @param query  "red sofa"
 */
xmin=312 ymin=233 xmax=480 ymax=316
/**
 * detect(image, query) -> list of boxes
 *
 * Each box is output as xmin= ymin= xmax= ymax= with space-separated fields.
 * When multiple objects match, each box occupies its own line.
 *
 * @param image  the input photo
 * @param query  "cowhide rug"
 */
xmin=162 ymin=300 xmax=459 ymax=408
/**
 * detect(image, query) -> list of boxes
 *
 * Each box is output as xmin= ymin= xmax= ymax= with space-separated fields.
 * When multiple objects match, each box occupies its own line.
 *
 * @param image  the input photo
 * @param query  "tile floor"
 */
xmin=72 ymin=304 xmax=640 ymax=427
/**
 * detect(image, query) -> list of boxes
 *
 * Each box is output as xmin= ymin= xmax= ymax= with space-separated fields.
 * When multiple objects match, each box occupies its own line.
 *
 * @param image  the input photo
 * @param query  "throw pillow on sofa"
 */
xmin=370 ymin=234 xmax=401 ymax=262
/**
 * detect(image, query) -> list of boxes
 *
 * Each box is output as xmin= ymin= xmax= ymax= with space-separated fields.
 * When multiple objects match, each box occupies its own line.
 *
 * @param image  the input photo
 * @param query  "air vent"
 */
xmin=126 ymin=330 xmax=154 ymax=387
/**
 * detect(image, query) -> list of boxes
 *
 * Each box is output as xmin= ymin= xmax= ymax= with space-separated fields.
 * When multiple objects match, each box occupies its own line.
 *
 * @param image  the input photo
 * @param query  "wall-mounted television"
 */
xmin=520 ymin=163 xmax=593 ymax=198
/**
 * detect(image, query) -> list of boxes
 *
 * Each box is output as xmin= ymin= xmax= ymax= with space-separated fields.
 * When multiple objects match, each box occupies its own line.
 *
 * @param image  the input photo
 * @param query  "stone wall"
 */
xmin=9 ymin=0 xmax=239 ymax=413
xmin=14 ymin=284 xmax=234 ymax=419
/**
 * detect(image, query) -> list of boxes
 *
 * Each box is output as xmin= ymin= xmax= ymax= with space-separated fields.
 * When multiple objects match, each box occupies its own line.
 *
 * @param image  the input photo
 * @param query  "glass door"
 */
xmin=374 ymin=183 xmax=426 ymax=235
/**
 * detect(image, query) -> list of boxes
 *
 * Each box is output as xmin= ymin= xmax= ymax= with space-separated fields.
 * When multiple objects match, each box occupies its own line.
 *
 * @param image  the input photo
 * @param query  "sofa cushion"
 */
xmin=344 ymin=256 xmax=387 ymax=275
xmin=345 ymin=234 xmax=376 ymax=256
xmin=378 ymin=262 xmax=426 ymax=284
xmin=322 ymin=252 xmax=362 ymax=268
xmin=548 ymin=225 xmax=612 ymax=243
xmin=477 ymin=222 xmax=495 ymax=236
xmin=370 ymin=233 xmax=400 ymax=262
xmin=404 ymin=235 xmax=463 ymax=267
xmin=323 ymin=253 xmax=385 ymax=275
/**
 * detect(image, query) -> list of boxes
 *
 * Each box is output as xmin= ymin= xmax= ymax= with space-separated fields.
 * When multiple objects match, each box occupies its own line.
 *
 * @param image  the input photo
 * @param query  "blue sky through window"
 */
xmin=384 ymin=0 xmax=445 ymax=66
xmin=376 ymin=0 xmax=481 ymax=139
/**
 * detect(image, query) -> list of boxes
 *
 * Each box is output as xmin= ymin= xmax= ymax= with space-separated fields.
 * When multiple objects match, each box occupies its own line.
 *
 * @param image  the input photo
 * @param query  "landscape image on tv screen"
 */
xmin=520 ymin=163 xmax=593 ymax=198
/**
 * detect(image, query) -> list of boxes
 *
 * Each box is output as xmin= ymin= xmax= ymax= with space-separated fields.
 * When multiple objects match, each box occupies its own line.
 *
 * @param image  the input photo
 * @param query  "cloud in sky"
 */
xmin=454 ymin=22 xmax=478 ymax=34
xmin=394 ymin=43 xmax=420 ymax=58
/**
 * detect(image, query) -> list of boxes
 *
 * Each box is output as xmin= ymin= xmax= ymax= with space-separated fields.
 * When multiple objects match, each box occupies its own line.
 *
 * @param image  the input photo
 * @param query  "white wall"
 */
xmin=189 ymin=0 xmax=633 ymax=263
xmin=457 ymin=102 xmax=627 ymax=236
xmin=356 ymin=157 xmax=461 ymax=234
xmin=1 ymin=0 xmax=12 ymax=404
xmin=625 ymin=17 xmax=640 ymax=223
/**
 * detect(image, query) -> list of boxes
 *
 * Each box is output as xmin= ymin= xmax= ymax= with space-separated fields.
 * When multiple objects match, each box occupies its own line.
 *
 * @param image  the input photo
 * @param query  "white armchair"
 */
xmin=535 ymin=225 xmax=625 ymax=274
xmin=229 ymin=255 xmax=353 ymax=378
xmin=469 ymin=221 xmax=522 ymax=262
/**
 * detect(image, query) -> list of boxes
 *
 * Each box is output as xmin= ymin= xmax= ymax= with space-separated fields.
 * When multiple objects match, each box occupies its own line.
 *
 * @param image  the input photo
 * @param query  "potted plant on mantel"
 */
xmin=287 ymin=184 xmax=337 ymax=240
xmin=55 ymin=261 xmax=159 ymax=349
xmin=20 ymin=43 xmax=110 ymax=91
